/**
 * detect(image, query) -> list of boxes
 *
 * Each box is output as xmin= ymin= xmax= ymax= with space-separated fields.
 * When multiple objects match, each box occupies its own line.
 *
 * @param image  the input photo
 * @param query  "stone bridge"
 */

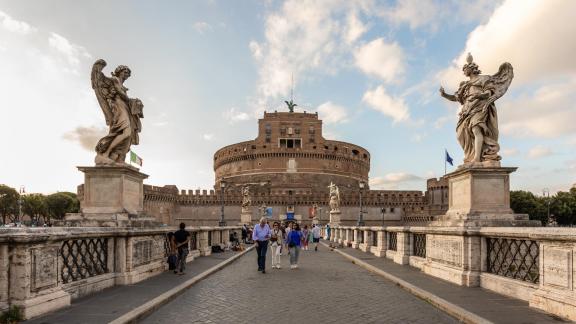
xmin=1 ymin=225 xmax=575 ymax=323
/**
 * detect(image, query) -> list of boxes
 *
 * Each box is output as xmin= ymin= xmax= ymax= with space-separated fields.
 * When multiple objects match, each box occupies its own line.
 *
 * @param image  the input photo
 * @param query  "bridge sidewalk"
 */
xmin=27 ymin=250 xmax=244 ymax=324
xmin=334 ymin=245 xmax=566 ymax=324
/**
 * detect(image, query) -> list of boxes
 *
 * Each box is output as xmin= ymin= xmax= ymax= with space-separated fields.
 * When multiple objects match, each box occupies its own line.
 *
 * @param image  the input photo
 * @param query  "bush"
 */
xmin=0 ymin=305 xmax=24 ymax=323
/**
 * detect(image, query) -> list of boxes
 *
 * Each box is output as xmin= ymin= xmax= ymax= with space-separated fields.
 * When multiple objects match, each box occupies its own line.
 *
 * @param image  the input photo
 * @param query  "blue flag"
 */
xmin=445 ymin=150 xmax=454 ymax=166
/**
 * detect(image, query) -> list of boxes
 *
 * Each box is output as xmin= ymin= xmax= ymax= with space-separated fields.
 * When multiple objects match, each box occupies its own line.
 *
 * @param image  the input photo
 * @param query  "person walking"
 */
xmin=174 ymin=223 xmax=191 ymax=275
xmin=312 ymin=224 xmax=321 ymax=251
xmin=302 ymin=225 xmax=310 ymax=250
xmin=252 ymin=217 xmax=271 ymax=273
xmin=167 ymin=232 xmax=177 ymax=271
xmin=241 ymin=224 xmax=248 ymax=244
xmin=286 ymin=223 xmax=303 ymax=269
xmin=325 ymin=224 xmax=331 ymax=241
xmin=270 ymin=222 xmax=284 ymax=269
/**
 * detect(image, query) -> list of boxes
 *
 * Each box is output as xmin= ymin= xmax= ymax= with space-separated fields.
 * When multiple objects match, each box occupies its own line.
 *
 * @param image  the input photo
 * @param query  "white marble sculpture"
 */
xmin=440 ymin=53 xmax=514 ymax=167
xmin=328 ymin=182 xmax=340 ymax=213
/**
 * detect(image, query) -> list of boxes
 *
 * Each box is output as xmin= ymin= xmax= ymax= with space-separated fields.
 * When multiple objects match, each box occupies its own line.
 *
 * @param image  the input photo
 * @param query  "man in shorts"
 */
xmin=312 ymin=224 xmax=321 ymax=251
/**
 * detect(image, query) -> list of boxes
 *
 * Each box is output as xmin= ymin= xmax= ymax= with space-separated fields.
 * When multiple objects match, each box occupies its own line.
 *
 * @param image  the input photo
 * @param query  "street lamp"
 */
xmin=18 ymin=186 xmax=24 ymax=224
xmin=357 ymin=181 xmax=365 ymax=226
xmin=219 ymin=181 xmax=227 ymax=226
xmin=543 ymin=188 xmax=551 ymax=225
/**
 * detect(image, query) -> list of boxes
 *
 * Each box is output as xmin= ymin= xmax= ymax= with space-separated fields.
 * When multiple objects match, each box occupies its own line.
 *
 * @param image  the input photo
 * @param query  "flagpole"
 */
xmin=444 ymin=149 xmax=447 ymax=176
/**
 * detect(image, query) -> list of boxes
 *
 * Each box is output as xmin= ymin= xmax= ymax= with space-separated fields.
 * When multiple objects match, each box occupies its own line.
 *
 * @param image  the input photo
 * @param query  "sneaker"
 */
xmin=262 ymin=270 xmax=266 ymax=274
xmin=315 ymin=246 xmax=318 ymax=251
xmin=277 ymin=266 xmax=281 ymax=269
xmin=290 ymin=265 xmax=295 ymax=269
xmin=294 ymin=264 xmax=299 ymax=269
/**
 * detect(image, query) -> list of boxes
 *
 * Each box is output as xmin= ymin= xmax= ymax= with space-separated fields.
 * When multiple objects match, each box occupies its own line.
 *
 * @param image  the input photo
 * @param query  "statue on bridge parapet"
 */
xmin=328 ymin=182 xmax=340 ymax=213
xmin=439 ymin=53 xmax=514 ymax=168
xmin=91 ymin=59 xmax=144 ymax=166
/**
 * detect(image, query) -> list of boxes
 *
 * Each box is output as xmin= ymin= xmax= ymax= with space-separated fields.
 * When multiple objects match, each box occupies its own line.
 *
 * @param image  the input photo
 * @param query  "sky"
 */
xmin=0 ymin=0 xmax=575 ymax=195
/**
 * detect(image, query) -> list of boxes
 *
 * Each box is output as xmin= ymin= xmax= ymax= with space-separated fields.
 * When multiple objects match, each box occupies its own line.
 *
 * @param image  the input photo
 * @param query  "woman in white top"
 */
xmin=270 ymin=222 xmax=284 ymax=269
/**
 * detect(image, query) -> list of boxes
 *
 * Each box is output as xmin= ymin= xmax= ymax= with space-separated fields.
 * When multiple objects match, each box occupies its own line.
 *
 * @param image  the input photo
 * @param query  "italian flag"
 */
xmin=130 ymin=151 xmax=143 ymax=166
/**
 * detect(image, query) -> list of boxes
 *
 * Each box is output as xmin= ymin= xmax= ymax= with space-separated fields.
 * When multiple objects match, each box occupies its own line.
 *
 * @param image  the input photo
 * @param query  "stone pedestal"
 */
xmin=240 ymin=210 xmax=252 ymax=225
xmin=329 ymin=210 xmax=341 ymax=226
xmin=433 ymin=166 xmax=539 ymax=227
xmin=59 ymin=165 xmax=158 ymax=227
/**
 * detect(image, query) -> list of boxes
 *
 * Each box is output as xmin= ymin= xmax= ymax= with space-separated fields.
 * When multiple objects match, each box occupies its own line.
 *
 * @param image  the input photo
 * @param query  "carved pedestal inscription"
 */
xmin=543 ymin=246 xmax=572 ymax=290
xmin=132 ymin=240 xmax=153 ymax=267
xmin=427 ymin=235 xmax=462 ymax=267
xmin=31 ymin=247 xmax=58 ymax=291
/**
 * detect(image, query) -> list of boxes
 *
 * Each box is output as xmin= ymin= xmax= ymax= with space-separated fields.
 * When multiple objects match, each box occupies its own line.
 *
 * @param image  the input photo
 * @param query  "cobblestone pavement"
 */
xmin=142 ymin=244 xmax=457 ymax=324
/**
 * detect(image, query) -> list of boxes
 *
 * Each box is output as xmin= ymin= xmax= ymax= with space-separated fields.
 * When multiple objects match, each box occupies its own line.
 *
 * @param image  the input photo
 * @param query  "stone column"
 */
xmin=198 ymin=229 xmax=211 ymax=256
xmin=222 ymin=229 xmax=230 ymax=245
xmin=351 ymin=229 xmax=360 ymax=249
xmin=360 ymin=230 xmax=371 ymax=252
xmin=114 ymin=237 xmax=128 ymax=285
xmin=393 ymin=232 xmax=410 ymax=265
xmin=0 ymin=244 xmax=8 ymax=311
xmin=373 ymin=230 xmax=387 ymax=257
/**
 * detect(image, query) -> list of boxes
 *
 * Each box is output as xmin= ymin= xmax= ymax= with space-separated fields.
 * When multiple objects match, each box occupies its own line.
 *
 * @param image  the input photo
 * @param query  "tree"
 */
xmin=59 ymin=191 xmax=80 ymax=213
xmin=510 ymin=190 xmax=547 ymax=224
xmin=22 ymin=194 xmax=47 ymax=225
xmin=0 ymin=185 xmax=19 ymax=224
xmin=550 ymin=188 xmax=576 ymax=225
xmin=45 ymin=192 xmax=77 ymax=221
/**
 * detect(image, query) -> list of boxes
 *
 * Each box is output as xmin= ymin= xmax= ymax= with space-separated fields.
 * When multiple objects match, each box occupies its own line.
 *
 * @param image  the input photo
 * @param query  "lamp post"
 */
xmin=543 ymin=188 xmax=551 ymax=225
xmin=219 ymin=181 xmax=227 ymax=226
xmin=357 ymin=181 xmax=365 ymax=226
xmin=18 ymin=186 xmax=24 ymax=224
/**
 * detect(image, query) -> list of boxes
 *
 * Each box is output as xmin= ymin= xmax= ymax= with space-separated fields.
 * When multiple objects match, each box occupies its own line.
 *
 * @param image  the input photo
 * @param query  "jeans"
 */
xmin=255 ymin=240 xmax=268 ymax=270
xmin=177 ymin=247 xmax=189 ymax=272
xmin=270 ymin=243 xmax=281 ymax=268
xmin=289 ymin=246 xmax=300 ymax=265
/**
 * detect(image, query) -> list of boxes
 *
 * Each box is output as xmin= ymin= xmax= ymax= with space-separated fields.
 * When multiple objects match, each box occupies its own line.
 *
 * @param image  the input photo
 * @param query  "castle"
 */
xmin=142 ymin=108 xmax=448 ymax=225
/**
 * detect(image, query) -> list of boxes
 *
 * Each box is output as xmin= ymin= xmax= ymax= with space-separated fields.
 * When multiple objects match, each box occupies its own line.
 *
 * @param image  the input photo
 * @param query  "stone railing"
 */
xmin=330 ymin=225 xmax=576 ymax=321
xmin=0 ymin=226 xmax=241 ymax=320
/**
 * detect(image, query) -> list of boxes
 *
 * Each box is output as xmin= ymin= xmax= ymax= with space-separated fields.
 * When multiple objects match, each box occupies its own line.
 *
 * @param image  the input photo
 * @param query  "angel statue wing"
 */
xmin=90 ymin=59 xmax=116 ymax=126
xmin=486 ymin=62 xmax=514 ymax=107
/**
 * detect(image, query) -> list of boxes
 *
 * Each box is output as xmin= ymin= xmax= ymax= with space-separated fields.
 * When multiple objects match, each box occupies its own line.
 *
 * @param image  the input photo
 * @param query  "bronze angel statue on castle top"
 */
xmin=91 ymin=59 xmax=144 ymax=165
xmin=440 ymin=53 xmax=513 ymax=167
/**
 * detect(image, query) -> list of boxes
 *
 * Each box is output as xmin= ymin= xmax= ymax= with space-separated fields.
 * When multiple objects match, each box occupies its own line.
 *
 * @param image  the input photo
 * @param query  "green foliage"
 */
xmin=22 ymin=194 xmax=47 ymax=225
xmin=0 ymin=185 xmax=19 ymax=224
xmin=511 ymin=188 xmax=576 ymax=226
xmin=0 ymin=305 xmax=24 ymax=323
xmin=510 ymin=190 xmax=548 ymax=224
xmin=45 ymin=192 xmax=78 ymax=220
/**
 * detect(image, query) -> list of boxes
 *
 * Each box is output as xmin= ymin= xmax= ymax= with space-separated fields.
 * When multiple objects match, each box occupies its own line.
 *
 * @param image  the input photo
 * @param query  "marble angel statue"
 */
xmin=328 ymin=182 xmax=340 ymax=213
xmin=439 ymin=53 xmax=513 ymax=167
xmin=91 ymin=59 xmax=144 ymax=165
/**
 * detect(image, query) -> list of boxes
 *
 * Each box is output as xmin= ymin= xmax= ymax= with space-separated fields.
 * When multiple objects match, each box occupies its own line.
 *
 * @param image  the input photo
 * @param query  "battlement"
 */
xmin=427 ymin=177 xmax=448 ymax=189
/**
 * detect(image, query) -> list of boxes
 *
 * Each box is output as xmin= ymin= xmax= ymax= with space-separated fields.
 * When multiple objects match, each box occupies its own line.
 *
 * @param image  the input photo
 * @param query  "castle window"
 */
xmin=279 ymin=138 xmax=301 ymax=149
xmin=265 ymin=124 xmax=271 ymax=134
xmin=309 ymin=136 xmax=315 ymax=143
xmin=309 ymin=126 xmax=315 ymax=134
xmin=265 ymin=135 xmax=271 ymax=143
xmin=280 ymin=127 xmax=286 ymax=136
xmin=352 ymin=149 xmax=359 ymax=156
xmin=390 ymin=207 xmax=395 ymax=213
xmin=295 ymin=127 xmax=300 ymax=135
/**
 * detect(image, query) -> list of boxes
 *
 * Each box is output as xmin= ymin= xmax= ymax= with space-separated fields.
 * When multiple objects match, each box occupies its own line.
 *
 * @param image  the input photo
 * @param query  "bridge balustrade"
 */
xmin=0 ymin=226 xmax=240 ymax=319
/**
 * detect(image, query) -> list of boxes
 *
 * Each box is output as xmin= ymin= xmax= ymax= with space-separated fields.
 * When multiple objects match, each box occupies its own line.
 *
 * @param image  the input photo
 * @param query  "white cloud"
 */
xmin=202 ymin=134 xmax=214 ymax=141
xmin=344 ymin=12 xmax=366 ymax=44
xmin=438 ymin=0 xmax=576 ymax=88
xmin=501 ymin=148 xmax=519 ymax=157
xmin=192 ymin=21 xmax=212 ymax=34
xmin=249 ymin=40 xmax=263 ymax=60
xmin=527 ymin=145 xmax=553 ymax=159
xmin=0 ymin=15 xmax=99 ymax=193
xmin=0 ymin=10 xmax=36 ymax=34
xmin=316 ymin=101 xmax=348 ymax=124
xmin=223 ymin=107 xmax=250 ymax=124
xmin=251 ymin=0 xmax=370 ymax=105
xmin=500 ymin=79 xmax=576 ymax=138
xmin=354 ymin=38 xmax=404 ymax=83
xmin=383 ymin=0 xmax=438 ymax=30
xmin=362 ymin=85 xmax=409 ymax=123
xmin=370 ymin=172 xmax=422 ymax=189
xmin=48 ymin=32 xmax=91 ymax=73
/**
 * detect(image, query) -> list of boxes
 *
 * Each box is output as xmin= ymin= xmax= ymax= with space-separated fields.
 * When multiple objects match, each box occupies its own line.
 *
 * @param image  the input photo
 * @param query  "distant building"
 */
xmin=140 ymin=108 xmax=447 ymax=225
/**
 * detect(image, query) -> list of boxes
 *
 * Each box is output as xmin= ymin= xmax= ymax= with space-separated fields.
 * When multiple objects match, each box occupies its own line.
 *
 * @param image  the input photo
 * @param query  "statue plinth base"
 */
xmin=57 ymin=165 xmax=159 ymax=227
xmin=240 ymin=210 xmax=252 ymax=225
xmin=433 ymin=166 xmax=540 ymax=227
xmin=329 ymin=210 xmax=341 ymax=226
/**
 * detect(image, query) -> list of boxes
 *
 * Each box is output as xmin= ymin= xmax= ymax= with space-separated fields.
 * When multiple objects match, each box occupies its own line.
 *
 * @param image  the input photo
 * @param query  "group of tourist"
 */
xmin=252 ymin=217 xmax=322 ymax=273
